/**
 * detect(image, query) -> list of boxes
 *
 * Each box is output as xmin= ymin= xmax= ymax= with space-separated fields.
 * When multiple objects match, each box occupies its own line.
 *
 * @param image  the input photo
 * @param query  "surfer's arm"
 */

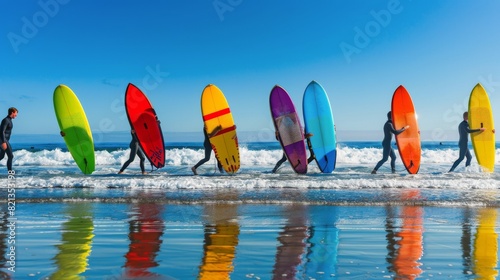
xmin=208 ymin=125 xmax=222 ymax=137
xmin=466 ymin=127 xmax=483 ymax=133
xmin=390 ymin=123 xmax=409 ymax=135
xmin=0 ymin=119 xmax=6 ymax=143
xmin=0 ymin=119 xmax=5 ymax=150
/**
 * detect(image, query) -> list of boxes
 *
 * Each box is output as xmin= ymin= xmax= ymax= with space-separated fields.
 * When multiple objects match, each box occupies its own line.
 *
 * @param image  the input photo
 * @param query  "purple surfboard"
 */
xmin=269 ymin=85 xmax=307 ymax=174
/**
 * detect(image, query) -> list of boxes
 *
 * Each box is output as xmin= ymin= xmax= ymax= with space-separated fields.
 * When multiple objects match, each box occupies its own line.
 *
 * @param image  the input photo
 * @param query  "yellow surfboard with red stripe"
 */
xmin=201 ymin=84 xmax=240 ymax=174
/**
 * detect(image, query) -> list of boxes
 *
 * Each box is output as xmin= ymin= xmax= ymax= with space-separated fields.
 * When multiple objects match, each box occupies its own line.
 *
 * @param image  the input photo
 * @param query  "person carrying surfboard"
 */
xmin=449 ymin=112 xmax=485 ymax=172
xmin=118 ymin=130 xmax=146 ymax=175
xmin=0 ymin=107 xmax=18 ymax=172
xmin=192 ymin=125 xmax=223 ymax=175
xmin=371 ymin=111 xmax=409 ymax=174
xmin=272 ymin=131 xmax=314 ymax=173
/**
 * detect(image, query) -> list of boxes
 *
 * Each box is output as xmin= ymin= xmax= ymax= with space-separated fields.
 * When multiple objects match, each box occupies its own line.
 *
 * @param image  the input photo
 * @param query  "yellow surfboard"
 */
xmin=469 ymin=83 xmax=495 ymax=172
xmin=198 ymin=203 xmax=240 ymax=279
xmin=201 ymin=84 xmax=240 ymax=174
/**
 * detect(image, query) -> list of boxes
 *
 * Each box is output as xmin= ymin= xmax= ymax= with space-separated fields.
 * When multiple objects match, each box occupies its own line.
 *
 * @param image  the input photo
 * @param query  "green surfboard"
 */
xmin=53 ymin=84 xmax=95 ymax=174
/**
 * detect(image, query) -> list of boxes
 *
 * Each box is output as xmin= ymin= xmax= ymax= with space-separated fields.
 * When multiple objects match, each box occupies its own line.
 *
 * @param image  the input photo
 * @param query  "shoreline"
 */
xmin=3 ymin=187 xmax=500 ymax=207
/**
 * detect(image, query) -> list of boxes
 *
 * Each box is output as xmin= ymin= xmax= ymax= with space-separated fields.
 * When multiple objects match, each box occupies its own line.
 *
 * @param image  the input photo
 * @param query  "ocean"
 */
xmin=1 ymin=136 xmax=500 ymax=279
xmin=4 ymin=138 xmax=500 ymax=193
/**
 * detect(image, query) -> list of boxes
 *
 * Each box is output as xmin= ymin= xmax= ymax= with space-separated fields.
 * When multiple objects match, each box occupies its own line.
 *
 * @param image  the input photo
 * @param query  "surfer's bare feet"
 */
xmin=118 ymin=171 xmax=123 ymax=174
xmin=371 ymin=170 xmax=376 ymax=174
xmin=142 ymin=172 xmax=147 ymax=175
xmin=191 ymin=166 xmax=197 ymax=175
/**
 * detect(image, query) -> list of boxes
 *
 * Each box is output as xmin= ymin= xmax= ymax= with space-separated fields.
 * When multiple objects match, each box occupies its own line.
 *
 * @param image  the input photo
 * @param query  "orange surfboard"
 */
xmin=391 ymin=85 xmax=421 ymax=174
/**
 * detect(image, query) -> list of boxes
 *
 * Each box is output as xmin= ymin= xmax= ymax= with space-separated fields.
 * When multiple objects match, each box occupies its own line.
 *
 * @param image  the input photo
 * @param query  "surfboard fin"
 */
xmin=83 ymin=157 xmax=88 ymax=174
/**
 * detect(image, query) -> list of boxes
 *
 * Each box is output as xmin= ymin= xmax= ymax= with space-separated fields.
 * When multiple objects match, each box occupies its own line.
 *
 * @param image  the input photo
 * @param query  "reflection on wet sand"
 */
xmin=273 ymin=204 xmax=309 ymax=280
xmin=305 ymin=206 xmax=339 ymax=277
xmin=473 ymin=208 xmax=498 ymax=279
xmin=50 ymin=203 xmax=94 ymax=279
xmin=387 ymin=190 xmax=424 ymax=280
xmin=198 ymin=193 xmax=240 ymax=280
xmin=461 ymin=208 xmax=473 ymax=275
xmin=123 ymin=201 xmax=165 ymax=279
xmin=385 ymin=205 xmax=397 ymax=273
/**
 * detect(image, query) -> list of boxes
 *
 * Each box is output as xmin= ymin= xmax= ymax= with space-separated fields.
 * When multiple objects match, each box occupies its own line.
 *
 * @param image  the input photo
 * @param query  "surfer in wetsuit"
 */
xmin=448 ymin=112 xmax=485 ymax=172
xmin=0 ymin=107 xmax=18 ymax=172
xmin=118 ymin=130 xmax=146 ymax=175
xmin=272 ymin=131 xmax=314 ymax=173
xmin=191 ymin=125 xmax=223 ymax=175
xmin=371 ymin=111 xmax=409 ymax=174
xmin=272 ymin=130 xmax=288 ymax=173
xmin=305 ymin=133 xmax=315 ymax=164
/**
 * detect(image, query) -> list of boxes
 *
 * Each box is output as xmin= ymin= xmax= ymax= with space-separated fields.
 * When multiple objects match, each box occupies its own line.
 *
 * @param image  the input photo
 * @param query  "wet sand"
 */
xmin=1 ymin=188 xmax=499 ymax=279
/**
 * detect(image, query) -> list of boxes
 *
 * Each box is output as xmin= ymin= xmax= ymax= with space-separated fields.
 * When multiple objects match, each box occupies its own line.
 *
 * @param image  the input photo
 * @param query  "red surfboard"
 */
xmin=391 ymin=85 xmax=421 ymax=174
xmin=125 ymin=83 xmax=165 ymax=169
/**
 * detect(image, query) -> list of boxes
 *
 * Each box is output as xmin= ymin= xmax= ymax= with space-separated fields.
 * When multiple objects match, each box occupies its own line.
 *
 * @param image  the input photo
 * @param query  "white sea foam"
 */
xmin=9 ymin=146 xmax=500 ymax=167
xmin=4 ymin=145 xmax=500 ymax=190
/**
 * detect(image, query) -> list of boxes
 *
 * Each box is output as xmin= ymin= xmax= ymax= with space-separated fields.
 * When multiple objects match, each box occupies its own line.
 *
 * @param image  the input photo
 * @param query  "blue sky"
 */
xmin=2 ymin=0 xmax=500 ymax=142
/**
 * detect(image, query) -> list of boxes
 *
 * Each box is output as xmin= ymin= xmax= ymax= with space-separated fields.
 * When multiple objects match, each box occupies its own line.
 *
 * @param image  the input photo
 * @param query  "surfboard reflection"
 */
xmin=305 ymin=205 xmax=339 ymax=277
xmin=473 ymin=208 xmax=498 ymax=279
xmin=273 ymin=204 xmax=309 ymax=279
xmin=50 ymin=203 xmax=94 ymax=279
xmin=386 ymin=190 xmax=424 ymax=280
xmin=123 ymin=201 xmax=165 ymax=279
xmin=198 ymin=195 xmax=240 ymax=279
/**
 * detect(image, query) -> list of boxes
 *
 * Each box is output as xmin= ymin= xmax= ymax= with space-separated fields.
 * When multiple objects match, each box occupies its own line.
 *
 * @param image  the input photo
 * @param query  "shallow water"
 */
xmin=2 ymin=191 xmax=500 ymax=279
xmin=1 ymin=140 xmax=500 ymax=279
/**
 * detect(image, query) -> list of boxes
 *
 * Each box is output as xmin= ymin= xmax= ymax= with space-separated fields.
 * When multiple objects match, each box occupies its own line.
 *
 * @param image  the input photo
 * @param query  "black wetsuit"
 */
xmin=373 ymin=120 xmax=405 ymax=172
xmin=272 ymin=132 xmax=314 ymax=173
xmin=272 ymin=153 xmax=287 ymax=173
xmin=0 ymin=116 xmax=14 ymax=171
xmin=193 ymin=128 xmax=222 ymax=171
xmin=449 ymin=120 xmax=480 ymax=172
xmin=119 ymin=133 xmax=146 ymax=173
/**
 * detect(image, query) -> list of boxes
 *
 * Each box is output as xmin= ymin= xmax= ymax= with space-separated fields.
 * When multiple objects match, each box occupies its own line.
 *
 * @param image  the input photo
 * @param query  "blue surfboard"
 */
xmin=302 ymin=81 xmax=337 ymax=173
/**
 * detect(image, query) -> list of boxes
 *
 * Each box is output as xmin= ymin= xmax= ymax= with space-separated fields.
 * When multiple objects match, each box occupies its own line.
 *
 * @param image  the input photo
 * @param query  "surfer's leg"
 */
xmin=372 ymin=146 xmax=390 ymax=173
xmin=389 ymin=148 xmax=396 ymax=173
xmin=449 ymin=147 xmax=466 ymax=172
xmin=272 ymin=153 xmax=287 ymax=173
xmin=307 ymin=152 xmax=315 ymax=164
xmin=465 ymin=149 xmax=472 ymax=167
xmin=5 ymin=143 xmax=13 ymax=171
xmin=137 ymin=149 xmax=146 ymax=173
xmin=192 ymin=145 xmax=212 ymax=174
xmin=119 ymin=147 xmax=137 ymax=173
xmin=217 ymin=160 xmax=223 ymax=173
